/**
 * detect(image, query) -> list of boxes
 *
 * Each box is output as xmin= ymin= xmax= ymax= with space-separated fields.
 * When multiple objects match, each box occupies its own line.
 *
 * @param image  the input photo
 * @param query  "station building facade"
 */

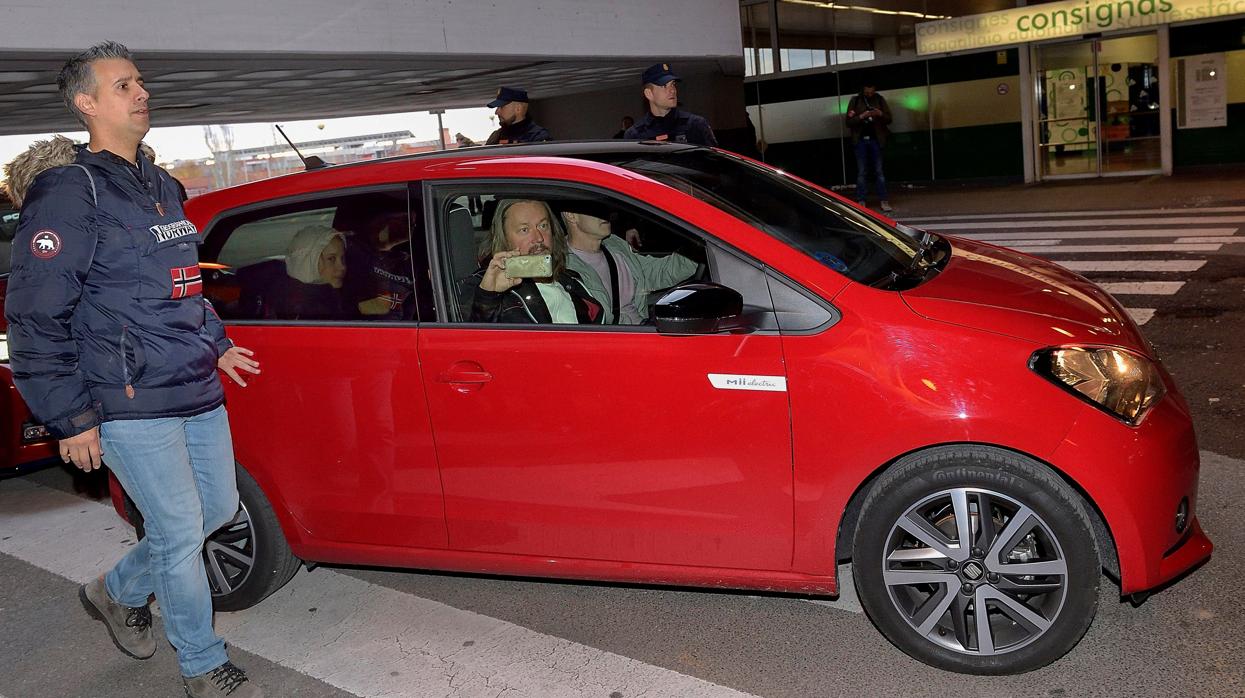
xmin=741 ymin=1 xmax=1245 ymax=186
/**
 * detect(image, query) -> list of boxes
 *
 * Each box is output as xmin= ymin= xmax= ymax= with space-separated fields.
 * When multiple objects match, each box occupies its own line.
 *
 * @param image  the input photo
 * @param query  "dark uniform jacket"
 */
xmin=4 ymin=143 xmax=231 ymax=438
xmin=465 ymin=266 xmax=604 ymax=324
xmin=845 ymin=93 xmax=893 ymax=146
xmin=485 ymin=118 xmax=552 ymax=145
xmin=624 ymin=108 xmax=718 ymax=146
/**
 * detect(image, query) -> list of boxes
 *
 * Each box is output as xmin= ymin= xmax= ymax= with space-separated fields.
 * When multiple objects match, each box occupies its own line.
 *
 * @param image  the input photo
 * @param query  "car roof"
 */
xmin=186 ymin=140 xmax=705 ymax=217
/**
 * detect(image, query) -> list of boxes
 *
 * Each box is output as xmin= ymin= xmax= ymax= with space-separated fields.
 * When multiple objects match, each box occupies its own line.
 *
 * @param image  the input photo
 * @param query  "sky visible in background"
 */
xmin=0 ymin=107 xmax=498 ymax=177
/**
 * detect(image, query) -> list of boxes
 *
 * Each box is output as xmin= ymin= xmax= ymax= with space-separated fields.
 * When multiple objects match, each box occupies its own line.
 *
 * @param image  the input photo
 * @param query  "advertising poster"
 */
xmin=1179 ymin=53 xmax=1227 ymax=129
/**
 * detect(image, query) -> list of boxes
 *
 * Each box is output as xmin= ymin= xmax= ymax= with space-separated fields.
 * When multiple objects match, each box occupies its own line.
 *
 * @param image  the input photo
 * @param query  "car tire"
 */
xmin=852 ymin=445 xmax=1100 ymax=675
xmin=122 ymin=465 xmax=300 ymax=612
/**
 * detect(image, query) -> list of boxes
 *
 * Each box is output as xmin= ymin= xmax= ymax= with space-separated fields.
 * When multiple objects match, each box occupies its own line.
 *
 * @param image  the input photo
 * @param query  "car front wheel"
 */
xmin=852 ymin=446 xmax=1101 ymax=674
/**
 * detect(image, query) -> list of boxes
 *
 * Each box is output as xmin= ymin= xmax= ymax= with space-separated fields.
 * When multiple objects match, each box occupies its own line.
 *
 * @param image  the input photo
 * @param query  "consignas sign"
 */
xmin=917 ymin=0 xmax=1245 ymax=55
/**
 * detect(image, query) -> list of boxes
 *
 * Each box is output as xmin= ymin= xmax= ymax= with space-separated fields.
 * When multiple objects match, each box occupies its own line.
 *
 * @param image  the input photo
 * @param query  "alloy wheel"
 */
xmin=882 ymin=487 xmax=1069 ymax=656
xmin=204 ymin=502 xmax=256 ymax=598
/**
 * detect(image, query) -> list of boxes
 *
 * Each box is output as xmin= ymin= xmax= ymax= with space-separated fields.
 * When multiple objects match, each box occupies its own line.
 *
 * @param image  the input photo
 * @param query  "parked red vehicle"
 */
xmin=14 ymin=141 xmax=1212 ymax=674
xmin=0 ymin=200 xmax=57 ymax=472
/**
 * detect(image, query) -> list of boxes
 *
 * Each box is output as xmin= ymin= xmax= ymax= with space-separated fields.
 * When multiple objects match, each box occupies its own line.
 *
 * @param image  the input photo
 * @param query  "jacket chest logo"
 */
xmin=148 ymin=219 xmax=198 ymax=243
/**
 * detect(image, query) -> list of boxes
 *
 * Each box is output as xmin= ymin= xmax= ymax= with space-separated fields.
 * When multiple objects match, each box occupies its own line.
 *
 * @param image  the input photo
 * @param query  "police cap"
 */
xmin=641 ymin=63 xmax=679 ymax=86
xmin=487 ymin=86 xmax=529 ymax=108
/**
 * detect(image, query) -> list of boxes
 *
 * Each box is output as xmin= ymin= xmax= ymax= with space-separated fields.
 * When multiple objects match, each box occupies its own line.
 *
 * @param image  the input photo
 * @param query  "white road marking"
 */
xmin=902 ymin=205 xmax=1245 ymax=222
xmin=1098 ymin=282 xmax=1186 ymax=295
xmin=0 ymin=479 xmax=755 ymax=698
xmin=962 ymin=228 xmax=1237 ymax=241
xmin=921 ymin=216 xmax=1245 ymax=230
xmin=1016 ymin=243 xmax=1223 ymax=254
xmin=1055 ymin=260 xmax=1207 ymax=272
xmin=1176 ymin=236 xmax=1245 ymax=244
xmin=1126 ymin=308 xmax=1157 ymax=325
xmin=982 ymin=239 xmax=1062 ymax=246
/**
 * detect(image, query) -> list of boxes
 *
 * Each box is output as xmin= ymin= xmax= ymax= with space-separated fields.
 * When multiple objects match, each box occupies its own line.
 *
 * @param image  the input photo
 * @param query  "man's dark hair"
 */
xmin=57 ymin=41 xmax=133 ymax=127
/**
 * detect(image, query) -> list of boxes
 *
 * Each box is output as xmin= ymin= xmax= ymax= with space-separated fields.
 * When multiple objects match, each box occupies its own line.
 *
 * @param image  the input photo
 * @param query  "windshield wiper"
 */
xmin=884 ymin=229 xmax=938 ymax=287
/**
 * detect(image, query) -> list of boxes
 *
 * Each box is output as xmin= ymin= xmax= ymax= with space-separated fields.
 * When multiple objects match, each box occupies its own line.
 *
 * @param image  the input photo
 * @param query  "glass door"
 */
xmin=1036 ymin=32 xmax=1161 ymax=178
xmin=1037 ymin=41 xmax=1096 ymax=177
xmin=1098 ymin=34 xmax=1162 ymax=174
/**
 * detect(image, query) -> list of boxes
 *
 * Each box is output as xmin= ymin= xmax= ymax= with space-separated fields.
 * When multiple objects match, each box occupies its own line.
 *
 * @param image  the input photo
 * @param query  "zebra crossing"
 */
xmin=900 ymin=205 xmax=1245 ymax=326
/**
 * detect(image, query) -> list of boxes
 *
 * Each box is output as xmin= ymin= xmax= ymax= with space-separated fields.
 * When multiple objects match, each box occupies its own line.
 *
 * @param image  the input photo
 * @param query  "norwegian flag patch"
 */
xmin=169 ymin=264 xmax=203 ymax=299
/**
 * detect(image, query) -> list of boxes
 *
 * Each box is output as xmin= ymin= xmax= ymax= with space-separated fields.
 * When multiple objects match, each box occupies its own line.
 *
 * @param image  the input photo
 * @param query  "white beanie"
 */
xmin=285 ymin=226 xmax=344 ymax=285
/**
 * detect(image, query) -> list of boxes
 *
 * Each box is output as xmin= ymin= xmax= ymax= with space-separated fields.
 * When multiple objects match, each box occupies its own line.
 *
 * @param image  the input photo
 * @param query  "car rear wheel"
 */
xmin=852 ymin=446 xmax=1100 ymax=675
xmin=123 ymin=465 xmax=300 ymax=612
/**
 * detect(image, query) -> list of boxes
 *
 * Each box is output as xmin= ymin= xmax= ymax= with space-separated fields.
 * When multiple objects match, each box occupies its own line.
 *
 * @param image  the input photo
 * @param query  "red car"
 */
xmin=16 ymin=142 xmax=1214 ymax=674
xmin=0 ymin=201 xmax=57 ymax=472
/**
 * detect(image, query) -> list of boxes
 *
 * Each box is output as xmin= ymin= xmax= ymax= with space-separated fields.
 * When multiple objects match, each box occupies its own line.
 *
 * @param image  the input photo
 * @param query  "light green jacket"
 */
xmin=565 ymin=235 xmax=697 ymax=324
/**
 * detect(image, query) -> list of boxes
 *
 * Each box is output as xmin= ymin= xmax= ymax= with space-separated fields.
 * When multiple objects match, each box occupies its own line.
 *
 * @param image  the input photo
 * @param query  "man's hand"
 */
xmin=60 ymin=427 xmax=103 ymax=472
xmin=218 ymin=346 xmax=261 ymax=387
xmin=479 ymin=251 xmax=523 ymax=293
xmin=624 ymin=228 xmax=642 ymax=249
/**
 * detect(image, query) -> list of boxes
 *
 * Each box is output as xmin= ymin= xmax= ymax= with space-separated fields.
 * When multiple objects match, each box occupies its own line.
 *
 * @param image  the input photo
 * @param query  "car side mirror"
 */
xmin=652 ymin=283 xmax=747 ymax=335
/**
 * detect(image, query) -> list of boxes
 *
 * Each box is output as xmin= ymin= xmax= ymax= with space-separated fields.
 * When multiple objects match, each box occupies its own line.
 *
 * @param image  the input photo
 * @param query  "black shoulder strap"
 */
xmin=601 ymin=247 xmax=621 ymax=324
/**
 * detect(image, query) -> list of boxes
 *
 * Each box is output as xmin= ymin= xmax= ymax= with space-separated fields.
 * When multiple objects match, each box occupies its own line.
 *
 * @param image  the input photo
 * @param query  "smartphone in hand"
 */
xmin=504 ymin=254 xmax=553 ymax=278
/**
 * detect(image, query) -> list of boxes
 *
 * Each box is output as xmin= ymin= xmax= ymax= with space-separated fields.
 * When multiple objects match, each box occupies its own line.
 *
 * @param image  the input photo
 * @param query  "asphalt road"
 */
xmin=2 ymin=179 xmax=1243 ymax=697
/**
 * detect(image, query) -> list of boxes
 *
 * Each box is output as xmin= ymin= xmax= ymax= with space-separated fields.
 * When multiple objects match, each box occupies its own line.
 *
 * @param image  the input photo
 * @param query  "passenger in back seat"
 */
xmin=273 ymin=225 xmax=354 ymax=320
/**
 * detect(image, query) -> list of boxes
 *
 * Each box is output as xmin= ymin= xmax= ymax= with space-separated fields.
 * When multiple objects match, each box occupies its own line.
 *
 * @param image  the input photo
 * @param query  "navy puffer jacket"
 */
xmin=4 ymin=144 xmax=231 ymax=438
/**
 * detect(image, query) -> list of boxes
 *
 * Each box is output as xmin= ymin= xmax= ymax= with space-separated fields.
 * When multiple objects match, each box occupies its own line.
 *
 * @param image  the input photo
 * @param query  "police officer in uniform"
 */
xmin=485 ymin=86 xmax=552 ymax=145
xmin=623 ymin=63 xmax=717 ymax=146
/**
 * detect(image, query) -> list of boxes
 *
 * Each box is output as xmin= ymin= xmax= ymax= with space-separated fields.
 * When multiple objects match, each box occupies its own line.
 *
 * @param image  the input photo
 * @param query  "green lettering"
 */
xmin=1096 ymin=3 xmax=1115 ymax=27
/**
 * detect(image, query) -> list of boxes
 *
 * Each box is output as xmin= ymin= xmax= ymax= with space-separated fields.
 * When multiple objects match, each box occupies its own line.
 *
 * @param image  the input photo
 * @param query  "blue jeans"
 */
xmin=101 ymin=405 xmax=238 ymax=678
xmin=855 ymin=138 xmax=888 ymax=201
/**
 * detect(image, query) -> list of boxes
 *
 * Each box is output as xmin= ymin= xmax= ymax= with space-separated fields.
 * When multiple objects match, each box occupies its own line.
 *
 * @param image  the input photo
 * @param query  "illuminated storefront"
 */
xmin=743 ymin=0 xmax=1245 ymax=183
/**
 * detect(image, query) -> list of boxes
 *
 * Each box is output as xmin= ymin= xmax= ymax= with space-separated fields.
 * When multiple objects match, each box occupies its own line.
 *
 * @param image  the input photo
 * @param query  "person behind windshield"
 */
xmin=275 ymin=225 xmax=352 ymax=320
xmin=561 ymin=201 xmax=697 ymax=325
xmin=465 ymin=199 xmax=603 ymax=324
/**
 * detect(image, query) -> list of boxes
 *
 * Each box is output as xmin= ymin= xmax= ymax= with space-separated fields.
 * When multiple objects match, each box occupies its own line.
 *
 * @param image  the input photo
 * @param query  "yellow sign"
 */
xmin=917 ymin=0 xmax=1245 ymax=55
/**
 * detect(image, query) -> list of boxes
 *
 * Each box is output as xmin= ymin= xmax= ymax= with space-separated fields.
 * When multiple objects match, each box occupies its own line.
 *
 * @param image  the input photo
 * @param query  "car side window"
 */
xmin=431 ymin=185 xmax=709 ymax=327
xmin=202 ymin=188 xmax=422 ymax=323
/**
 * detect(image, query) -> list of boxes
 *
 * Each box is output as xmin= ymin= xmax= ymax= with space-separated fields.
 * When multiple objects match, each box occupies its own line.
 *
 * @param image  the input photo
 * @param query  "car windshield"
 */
xmin=597 ymin=149 xmax=924 ymax=288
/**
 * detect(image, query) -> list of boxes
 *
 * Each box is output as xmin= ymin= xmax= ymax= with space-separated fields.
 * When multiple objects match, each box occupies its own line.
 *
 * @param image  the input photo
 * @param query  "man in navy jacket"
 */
xmin=4 ymin=42 xmax=262 ymax=698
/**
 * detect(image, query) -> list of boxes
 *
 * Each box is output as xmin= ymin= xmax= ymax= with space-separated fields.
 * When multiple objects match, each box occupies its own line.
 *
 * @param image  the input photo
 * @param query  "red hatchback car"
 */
xmin=13 ymin=142 xmax=1212 ymax=675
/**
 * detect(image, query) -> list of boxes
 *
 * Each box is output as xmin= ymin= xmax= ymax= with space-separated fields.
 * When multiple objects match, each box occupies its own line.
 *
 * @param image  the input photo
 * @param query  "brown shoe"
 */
xmin=184 ymin=662 xmax=263 ymax=697
xmin=79 ymin=576 xmax=156 ymax=659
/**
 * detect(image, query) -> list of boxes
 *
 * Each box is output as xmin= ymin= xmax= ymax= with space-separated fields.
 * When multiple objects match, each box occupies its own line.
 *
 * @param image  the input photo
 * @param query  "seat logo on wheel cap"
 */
xmin=962 ymin=561 xmax=984 ymax=580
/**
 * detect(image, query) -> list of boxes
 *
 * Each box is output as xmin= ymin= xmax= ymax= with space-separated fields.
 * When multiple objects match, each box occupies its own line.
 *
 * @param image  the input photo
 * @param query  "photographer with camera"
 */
xmin=845 ymin=81 xmax=894 ymax=213
xmin=464 ymin=199 xmax=604 ymax=324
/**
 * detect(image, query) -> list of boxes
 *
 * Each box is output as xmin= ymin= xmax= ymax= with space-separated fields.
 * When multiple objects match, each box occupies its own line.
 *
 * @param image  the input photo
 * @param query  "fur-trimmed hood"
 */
xmin=3 ymin=136 xmax=157 ymax=208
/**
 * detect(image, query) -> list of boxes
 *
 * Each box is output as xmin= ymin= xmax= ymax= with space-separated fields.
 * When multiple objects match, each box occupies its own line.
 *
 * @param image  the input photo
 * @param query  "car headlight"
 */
xmin=1030 ymin=346 xmax=1165 ymax=424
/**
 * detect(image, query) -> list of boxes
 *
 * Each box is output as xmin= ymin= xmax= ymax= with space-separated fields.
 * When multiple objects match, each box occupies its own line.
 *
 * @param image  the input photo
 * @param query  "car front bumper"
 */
xmin=1049 ymin=390 xmax=1212 ymax=594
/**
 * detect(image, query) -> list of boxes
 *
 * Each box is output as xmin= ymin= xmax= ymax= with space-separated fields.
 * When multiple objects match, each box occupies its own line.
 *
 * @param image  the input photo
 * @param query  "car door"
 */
xmin=417 ymin=180 xmax=794 ymax=571
xmin=200 ymin=185 xmax=447 ymax=550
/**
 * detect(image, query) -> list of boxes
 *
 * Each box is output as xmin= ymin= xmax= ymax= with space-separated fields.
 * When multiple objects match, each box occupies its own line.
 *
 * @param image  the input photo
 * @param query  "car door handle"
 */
xmin=437 ymin=361 xmax=493 ymax=389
